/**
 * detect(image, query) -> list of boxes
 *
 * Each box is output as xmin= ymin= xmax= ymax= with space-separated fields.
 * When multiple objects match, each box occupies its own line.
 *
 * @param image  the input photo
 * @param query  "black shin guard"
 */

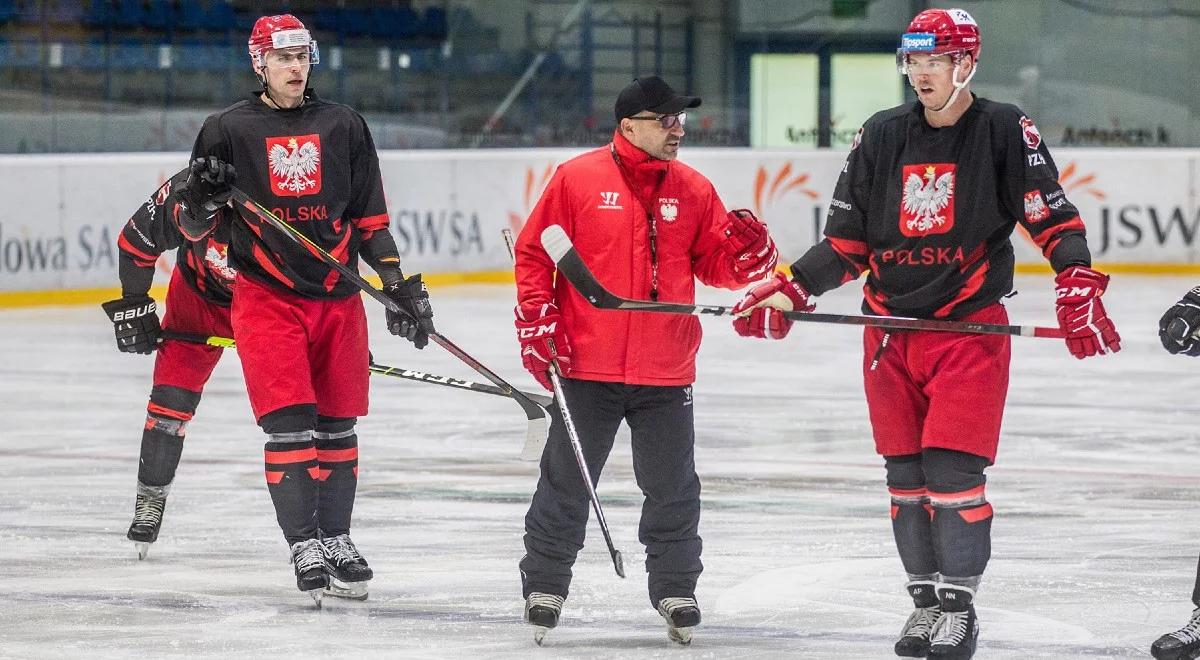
xmin=137 ymin=385 xmax=201 ymax=488
xmin=924 ymin=448 xmax=992 ymax=590
xmin=315 ymin=416 xmax=358 ymax=537
xmin=263 ymin=429 xmax=319 ymax=545
xmin=885 ymin=454 xmax=939 ymax=580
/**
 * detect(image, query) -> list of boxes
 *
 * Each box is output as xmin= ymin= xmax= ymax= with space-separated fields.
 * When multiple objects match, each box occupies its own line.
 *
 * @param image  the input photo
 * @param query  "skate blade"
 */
xmin=324 ymin=577 xmax=369 ymax=601
xmin=305 ymin=588 xmax=324 ymax=609
xmin=134 ymin=542 xmax=150 ymax=561
xmin=666 ymin=625 xmax=693 ymax=645
xmin=532 ymin=626 xmax=550 ymax=646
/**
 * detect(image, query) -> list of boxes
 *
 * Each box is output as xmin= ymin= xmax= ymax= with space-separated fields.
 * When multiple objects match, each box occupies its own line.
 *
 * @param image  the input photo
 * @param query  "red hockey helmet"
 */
xmin=897 ymin=8 xmax=980 ymax=74
xmin=248 ymin=14 xmax=319 ymax=70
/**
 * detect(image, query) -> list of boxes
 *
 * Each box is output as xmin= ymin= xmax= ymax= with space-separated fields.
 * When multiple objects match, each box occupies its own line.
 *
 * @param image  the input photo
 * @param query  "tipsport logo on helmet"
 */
xmin=901 ymin=33 xmax=936 ymax=52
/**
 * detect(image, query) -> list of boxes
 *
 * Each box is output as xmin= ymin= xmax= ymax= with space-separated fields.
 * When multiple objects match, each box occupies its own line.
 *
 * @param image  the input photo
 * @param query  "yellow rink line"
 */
xmin=3 ymin=263 xmax=1200 ymax=309
xmin=0 ymin=269 xmax=515 ymax=309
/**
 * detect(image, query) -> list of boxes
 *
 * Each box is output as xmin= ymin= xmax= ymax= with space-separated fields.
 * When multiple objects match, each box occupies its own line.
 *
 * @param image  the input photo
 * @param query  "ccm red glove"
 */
xmin=730 ymin=272 xmax=814 ymax=340
xmin=724 ymin=209 xmax=778 ymax=280
xmin=1055 ymin=265 xmax=1121 ymax=359
xmin=515 ymin=302 xmax=571 ymax=391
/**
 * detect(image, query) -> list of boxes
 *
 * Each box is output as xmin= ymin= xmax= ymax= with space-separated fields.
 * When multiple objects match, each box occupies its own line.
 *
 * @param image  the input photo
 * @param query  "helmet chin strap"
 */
xmin=927 ymin=57 xmax=976 ymax=113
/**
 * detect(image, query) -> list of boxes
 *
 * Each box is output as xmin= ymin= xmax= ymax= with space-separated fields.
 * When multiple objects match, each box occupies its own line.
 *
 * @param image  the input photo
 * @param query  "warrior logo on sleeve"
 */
xmin=266 ymin=134 xmax=322 ymax=197
xmin=899 ymin=163 xmax=955 ymax=236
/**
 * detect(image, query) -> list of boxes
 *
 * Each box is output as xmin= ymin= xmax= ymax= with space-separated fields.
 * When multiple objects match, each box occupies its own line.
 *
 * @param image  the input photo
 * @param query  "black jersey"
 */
xmin=793 ymin=96 xmax=1091 ymax=319
xmin=117 ymin=169 xmax=235 ymax=307
xmin=190 ymin=91 xmax=390 ymax=299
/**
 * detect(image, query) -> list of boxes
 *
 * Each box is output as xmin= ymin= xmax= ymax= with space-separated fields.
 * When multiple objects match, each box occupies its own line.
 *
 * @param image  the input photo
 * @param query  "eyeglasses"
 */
xmin=628 ymin=112 xmax=686 ymax=130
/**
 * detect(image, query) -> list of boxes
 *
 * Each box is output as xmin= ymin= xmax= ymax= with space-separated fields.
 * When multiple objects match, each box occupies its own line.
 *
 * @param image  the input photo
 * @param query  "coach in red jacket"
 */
xmin=512 ymin=75 xmax=778 ymax=641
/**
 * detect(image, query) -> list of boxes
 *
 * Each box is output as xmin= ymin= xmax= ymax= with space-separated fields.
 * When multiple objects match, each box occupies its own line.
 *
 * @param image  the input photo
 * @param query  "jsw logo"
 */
xmin=518 ymin=321 xmax=558 ymax=339
xmin=113 ymin=302 xmax=155 ymax=321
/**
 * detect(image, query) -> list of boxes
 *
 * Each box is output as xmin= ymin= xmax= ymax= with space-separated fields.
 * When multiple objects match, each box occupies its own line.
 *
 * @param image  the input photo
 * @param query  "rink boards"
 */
xmin=0 ymin=148 xmax=1198 ymax=304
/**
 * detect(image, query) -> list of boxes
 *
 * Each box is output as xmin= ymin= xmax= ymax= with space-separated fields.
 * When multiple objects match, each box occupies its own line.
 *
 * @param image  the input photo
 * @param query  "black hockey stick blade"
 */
xmin=227 ymin=186 xmax=550 ymax=458
xmin=540 ymin=224 xmax=1064 ymax=339
xmin=612 ymin=549 xmax=626 ymax=578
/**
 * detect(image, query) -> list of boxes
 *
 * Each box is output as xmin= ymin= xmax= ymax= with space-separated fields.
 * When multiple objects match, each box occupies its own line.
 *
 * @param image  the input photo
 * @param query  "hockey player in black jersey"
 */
xmin=731 ymin=8 xmax=1119 ymax=659
xmin=1152 ymin=290 xmax=1200 ymax=659
xmin=184 ymin=14 xmax=434 ymax=605
xmin=104 ymin=157 xmax=237 ymax=561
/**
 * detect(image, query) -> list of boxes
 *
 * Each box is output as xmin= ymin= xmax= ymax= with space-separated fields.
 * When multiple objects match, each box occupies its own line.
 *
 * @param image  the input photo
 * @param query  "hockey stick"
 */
xmin=550 ymin=355 xmax=626 ymax=578
xmin=207 ymin=189 xmax=549 ymax=459
xmin=503 ymin=228 xmax=625 ymax=578
xmin=538 ymin=224 xmax=1065 ymax=339
xmin=160 ymin=331 xmax=553 ymax=408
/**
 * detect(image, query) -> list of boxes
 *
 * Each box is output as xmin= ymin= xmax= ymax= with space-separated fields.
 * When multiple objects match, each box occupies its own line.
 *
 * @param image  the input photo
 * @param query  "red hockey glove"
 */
xmin=730 ymin=272 xmax=814 ymax=340
xmin=515 ymin=303 xmax=571 ymax=391
xmin=1054 ymin=265 xmax=1121 ymax=359
xmin=724 ymin=209 xmax=779 ymax=280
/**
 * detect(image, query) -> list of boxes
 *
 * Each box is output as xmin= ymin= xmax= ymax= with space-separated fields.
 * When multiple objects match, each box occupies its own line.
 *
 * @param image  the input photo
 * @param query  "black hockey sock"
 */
xmin=315 ymin=417 xmax=358 ymax=537
xmin=885 ymin=454 xmax=939 ymax=577
xmin=929 ymin=486 xmax=991 ymax=587
xmin=137 ymin=385 xmax=201 ymax=488
xmin=264 ymin=432 xmax=319 ymax=545
xmin=924 ymin=448 xmax=991 ymax=584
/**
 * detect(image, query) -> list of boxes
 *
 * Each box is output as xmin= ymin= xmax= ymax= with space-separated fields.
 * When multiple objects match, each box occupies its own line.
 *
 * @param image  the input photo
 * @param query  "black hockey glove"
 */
xmin=1159 ymin=286 xmax=1200 ymax=356
xmin=101 ymin=295 xmax=161 ymax=354
xmin=177 ymin=157 xmax=236 ymax=240
xmin=383 ymin=273 xmax=435 ymax=349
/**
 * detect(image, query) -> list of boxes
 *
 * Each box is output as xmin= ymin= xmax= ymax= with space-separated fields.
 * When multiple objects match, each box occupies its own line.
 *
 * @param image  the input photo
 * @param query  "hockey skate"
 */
xmin=927 ymin=587 xmax=979 ymax=660
xmin=524 ymin=592 xmax=564 ymax=645
xmin=1152 ymin=607 xmax=1200 ymax=660
xmin=289 ymin=538 xmax=330 ymax=608
xmin=656 ymin=597 xmax=701 ymax=645
xmin=320 ymin=534 xmax=372 ymax=600
xmin=126 ymin=490 xmax=167 ymax=561
xmin=895 ymin=581 xmax=941 ymax=657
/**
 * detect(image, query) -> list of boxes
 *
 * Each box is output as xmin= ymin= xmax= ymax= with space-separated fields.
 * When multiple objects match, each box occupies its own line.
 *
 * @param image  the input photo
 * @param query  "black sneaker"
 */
xmin=1152 ymin=607 xmax=1200 ymax=660
xmin=525 ymin=592 xmax=564 ymax=645
xmin=657 ymin=597 xmax=702 ymax=645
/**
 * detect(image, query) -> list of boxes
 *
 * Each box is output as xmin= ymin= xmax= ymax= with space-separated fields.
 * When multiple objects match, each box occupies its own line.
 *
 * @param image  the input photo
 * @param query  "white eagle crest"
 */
xmin=205 ymin=244 xmax=237 ymax=282
xmin=902 ymin=165 xmax=954 ymax=233
xmin=269 ymin=137 xmax=320 ymax=195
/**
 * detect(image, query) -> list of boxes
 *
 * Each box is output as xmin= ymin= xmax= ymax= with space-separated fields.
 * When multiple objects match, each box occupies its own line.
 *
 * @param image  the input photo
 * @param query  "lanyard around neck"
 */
xmin=609 ymin=142 xmax=663 ymax=301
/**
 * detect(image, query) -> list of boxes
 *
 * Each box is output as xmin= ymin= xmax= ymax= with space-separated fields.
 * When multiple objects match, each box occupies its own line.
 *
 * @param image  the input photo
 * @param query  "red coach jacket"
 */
xmin=515 ymin=131 xmax=754 ymax=386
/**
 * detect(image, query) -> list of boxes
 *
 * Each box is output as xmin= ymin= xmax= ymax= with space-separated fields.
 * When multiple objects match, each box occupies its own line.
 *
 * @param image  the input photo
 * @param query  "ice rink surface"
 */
xmin=4 ymin=274 xmax=1200 ymax=659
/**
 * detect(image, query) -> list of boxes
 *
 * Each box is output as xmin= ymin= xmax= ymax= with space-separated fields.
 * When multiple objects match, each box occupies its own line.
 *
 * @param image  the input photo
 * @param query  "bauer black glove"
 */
xmin=1159 ymin=286 xmax=1200 ymax=356
xmin=177 ymin=156 xmax=236 ymax=240
xmin=383 ymin=273 xmax=435 ymax=349
xmin=101 ymin=295 xmax=161 ymax=354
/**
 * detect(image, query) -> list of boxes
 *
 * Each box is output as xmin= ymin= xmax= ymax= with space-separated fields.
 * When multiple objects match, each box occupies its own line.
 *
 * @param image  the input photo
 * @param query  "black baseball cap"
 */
xmin=614 ymin=75 xmax=701 ymax=122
